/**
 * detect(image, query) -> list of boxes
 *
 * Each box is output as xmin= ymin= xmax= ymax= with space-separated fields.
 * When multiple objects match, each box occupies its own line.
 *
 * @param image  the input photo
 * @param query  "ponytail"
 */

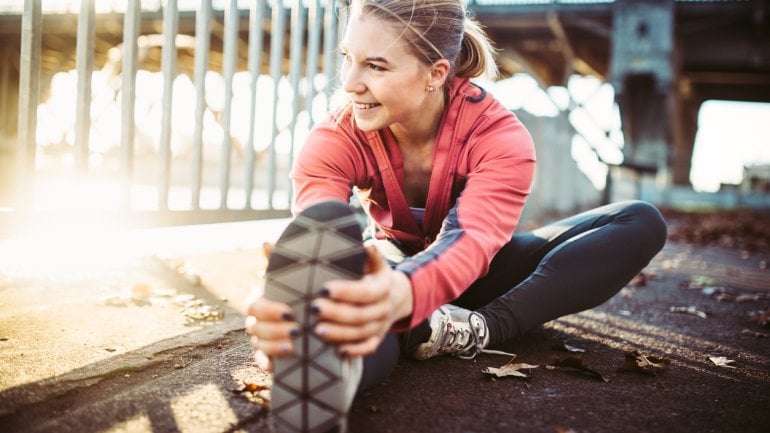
xmin=455 ymin=17 xmax=498 ymax=80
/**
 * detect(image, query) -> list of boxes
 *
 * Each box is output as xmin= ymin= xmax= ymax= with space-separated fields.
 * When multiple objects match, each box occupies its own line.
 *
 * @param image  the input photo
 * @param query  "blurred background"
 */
xmin=0 ymin=0 xmax=768 ymax=238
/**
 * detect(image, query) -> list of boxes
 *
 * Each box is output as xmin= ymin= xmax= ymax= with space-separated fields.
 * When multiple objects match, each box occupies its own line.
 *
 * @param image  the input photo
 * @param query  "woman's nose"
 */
xmin=342 ymin=66 xmax=365 ymax=94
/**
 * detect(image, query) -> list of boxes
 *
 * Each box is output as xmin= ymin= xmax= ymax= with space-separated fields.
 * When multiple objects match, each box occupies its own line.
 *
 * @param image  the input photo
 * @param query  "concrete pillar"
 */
xmin=516 ymin=110 xmax=600 ymax=219
xmin=610 ymin=0 xmax=677 ymax=190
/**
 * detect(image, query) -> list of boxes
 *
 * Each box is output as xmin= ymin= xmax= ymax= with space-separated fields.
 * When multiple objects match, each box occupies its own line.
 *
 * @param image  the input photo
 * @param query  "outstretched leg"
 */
xmin=456 ymin=200 xmax=667 ymax=347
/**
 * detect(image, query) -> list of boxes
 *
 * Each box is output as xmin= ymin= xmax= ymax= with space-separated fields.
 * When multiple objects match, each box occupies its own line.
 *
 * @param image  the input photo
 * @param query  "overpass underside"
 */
xmin=475 ymin=0 xmax=770 ymax=186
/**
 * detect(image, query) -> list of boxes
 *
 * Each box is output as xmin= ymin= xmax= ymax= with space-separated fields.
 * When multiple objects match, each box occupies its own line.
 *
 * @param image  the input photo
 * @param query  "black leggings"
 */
xmin=359 ymin=200 xmax=668 ymax=391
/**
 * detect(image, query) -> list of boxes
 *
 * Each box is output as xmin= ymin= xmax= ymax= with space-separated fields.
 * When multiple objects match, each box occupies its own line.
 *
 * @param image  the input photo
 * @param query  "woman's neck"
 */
xmin=389 ymin=89 xmax=447 ymax=149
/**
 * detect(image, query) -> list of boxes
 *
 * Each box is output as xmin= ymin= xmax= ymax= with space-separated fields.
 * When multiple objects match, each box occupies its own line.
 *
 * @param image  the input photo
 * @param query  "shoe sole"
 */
xmin=264 ymin=201 xmax=365 ymax=433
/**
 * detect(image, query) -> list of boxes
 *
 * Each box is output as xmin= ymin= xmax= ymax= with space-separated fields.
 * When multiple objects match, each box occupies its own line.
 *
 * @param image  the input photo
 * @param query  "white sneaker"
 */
xmin=412 ymin=304 xmax=491 ymax=360
xmin=264 ymin=201 xmax=365 ymax=433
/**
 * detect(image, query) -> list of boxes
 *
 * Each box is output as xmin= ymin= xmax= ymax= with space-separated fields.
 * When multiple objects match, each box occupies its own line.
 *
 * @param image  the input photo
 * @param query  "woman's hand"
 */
xmin=243 ymin=242 xmax=298 ymax=371
xmin=312 ymin=245 xmax=414 ymax=357
xmin=244 ymin=243 xmax=414 ymax=366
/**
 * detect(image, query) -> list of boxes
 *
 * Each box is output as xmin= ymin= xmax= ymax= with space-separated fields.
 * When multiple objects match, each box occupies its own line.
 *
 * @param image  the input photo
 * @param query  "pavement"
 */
xmin=0 ymin=212 xmax=768 ymax=433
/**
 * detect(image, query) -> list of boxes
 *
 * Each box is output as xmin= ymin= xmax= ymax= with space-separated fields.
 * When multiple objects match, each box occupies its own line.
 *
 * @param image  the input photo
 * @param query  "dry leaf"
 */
xmin=735 ymin=293 xmax=762 ymax=303
xmin=748 ymin=307 xmax=770 ymax=326
xmin=482 ymin=356 xmax=539 ymax=379
xmin=617 ymin=351 xmax=671 ymax=376
xmin=562 ymin=343 xmax=586 ymax=353
xmin=131 ymin=283 xmax=152 ymax=300
xmin=685 ymin=275 xmax=715 ymax=289
xmin=740 ymin=329 xmax=768 ymax=338
xmin=242 ymin=381 xmax=270 ymax=393
xmin=669 ymin=306 xmax=707 ymax=319
xmin=708 ymin=356 xmax=736 ymax=368
xmin=552 ymin=355 xmax=608 ymax=382
xmin=628 ymin=272 xmax=649 ymax=287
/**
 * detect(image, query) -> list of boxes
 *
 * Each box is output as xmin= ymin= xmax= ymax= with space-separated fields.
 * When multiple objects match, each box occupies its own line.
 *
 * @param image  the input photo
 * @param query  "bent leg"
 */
xmin=461 ymin=201 xmax=667 ymax=347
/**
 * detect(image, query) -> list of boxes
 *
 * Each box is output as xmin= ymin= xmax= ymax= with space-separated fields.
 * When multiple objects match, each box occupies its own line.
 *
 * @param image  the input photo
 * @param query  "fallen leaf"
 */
xmin=617 ymin=351 xmax=671 ymax=376
xmin=562 ymin=342 xmax=586 ymax=353
xmin=232 ymin=380 xmax=271 ymax=406
xmin=741 ymin=329 xmax=768 ymax=338
xmin=735 ymin=293 xmax=762 ymax=303
xmin=748 ymin=307 xmax=770 ymax=326
xmin=669 ymin=305 xmax=707 ymax=319
xmin=242 ymin=381 xmax=270 ymax=393
xmin=482 ymin=357 xmax=539 ymax=379
xmin=628 ymin=272 xmax=649 ymax=287
xmin=687 ymin=275 xmax=716 ymax=289
xmin=552 ymin=355 xmax=608 ymax=382
xmin=713 ymin=292 xmax=735 ymax=302
xmin=708 ymin=356 xmax=736 ymax=368
xmin=131 ymin=283 xmax=152 ymax=300
xmin=182 ymin=301 xmax=225 ymax=321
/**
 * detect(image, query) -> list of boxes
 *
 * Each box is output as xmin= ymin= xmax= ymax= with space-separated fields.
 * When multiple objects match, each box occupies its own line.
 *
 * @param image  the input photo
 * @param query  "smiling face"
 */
xmin=339 ymin=13 xmax=446 ymax=136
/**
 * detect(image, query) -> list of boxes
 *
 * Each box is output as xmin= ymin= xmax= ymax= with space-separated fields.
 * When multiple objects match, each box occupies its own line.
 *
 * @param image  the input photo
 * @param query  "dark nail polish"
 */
xmin=281 ymin=311 xmax=294 ymax=321
xmin=310 ymin=304 xmax=320 ymax=315
xmin=319 ymin=287 xmax=330 ymax=297
xmin=339 ymin=350 xmax=350 ymax=358
xmin=289 ymin=328 xmax=300 ymax=338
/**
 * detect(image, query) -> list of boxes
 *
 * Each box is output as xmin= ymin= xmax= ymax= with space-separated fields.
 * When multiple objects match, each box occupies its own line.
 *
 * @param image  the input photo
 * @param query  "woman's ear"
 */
xmin=429 ymin=59 xmax=451 ymax=89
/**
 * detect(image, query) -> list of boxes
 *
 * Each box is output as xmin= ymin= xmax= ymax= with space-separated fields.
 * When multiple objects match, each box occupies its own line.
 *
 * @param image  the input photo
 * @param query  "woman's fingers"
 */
xmin=245 ymin=297 xmax=294 ymax=321
xmin=252 ymin=348 xmax=273 ymax=372
xmin=248 ymin=317 xmax=300 ymax=340
xmin=314 ymin=318 xmax=387 ymax=344
xmin=253 ymin=337 xmax=295 ymax=357
xmin=310 ymin=297 xmax=389 ymax=325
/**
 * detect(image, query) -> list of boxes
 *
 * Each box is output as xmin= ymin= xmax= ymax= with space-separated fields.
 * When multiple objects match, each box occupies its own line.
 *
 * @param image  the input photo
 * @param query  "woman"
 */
xmin=244 ymin=1 xmax=668 ymax=432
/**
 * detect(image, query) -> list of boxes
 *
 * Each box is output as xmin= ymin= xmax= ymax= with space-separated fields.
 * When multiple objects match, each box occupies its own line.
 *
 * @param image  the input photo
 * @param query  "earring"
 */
xmin=427 ymin=85 xmax=435 ymax=92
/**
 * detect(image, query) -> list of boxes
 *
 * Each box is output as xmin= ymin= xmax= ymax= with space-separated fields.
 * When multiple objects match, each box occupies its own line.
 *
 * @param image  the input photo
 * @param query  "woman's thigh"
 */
xmin=452 ymin=200 xmax=664 ymax=309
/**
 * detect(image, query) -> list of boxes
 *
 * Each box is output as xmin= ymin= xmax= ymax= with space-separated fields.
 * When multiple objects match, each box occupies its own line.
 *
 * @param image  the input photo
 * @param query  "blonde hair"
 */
xmin=346 ymin=0 xmax=498 ymax=81
xmin=331 ymin=0 xmax=497 ymax=122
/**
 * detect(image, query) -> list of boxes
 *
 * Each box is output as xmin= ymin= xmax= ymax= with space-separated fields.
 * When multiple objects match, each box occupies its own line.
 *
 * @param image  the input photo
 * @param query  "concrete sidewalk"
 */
xmin=1 ymin=216 xmax=769 ymax=433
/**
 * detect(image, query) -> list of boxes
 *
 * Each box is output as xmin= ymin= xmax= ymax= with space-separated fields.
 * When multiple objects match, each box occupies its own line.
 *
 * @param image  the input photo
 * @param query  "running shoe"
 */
xmin=264 ymin=200 xmax=365 ymax=433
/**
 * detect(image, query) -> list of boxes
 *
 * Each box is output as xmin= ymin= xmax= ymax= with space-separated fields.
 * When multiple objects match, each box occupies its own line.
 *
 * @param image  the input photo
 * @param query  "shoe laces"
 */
xmin=431 ymin=311 xmax=487 ymax=360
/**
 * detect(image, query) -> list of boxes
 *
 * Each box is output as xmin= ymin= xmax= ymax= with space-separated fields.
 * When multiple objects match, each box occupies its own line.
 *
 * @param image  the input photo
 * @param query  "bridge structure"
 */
xmin=0 ymin=0 xmax=768 ymax=234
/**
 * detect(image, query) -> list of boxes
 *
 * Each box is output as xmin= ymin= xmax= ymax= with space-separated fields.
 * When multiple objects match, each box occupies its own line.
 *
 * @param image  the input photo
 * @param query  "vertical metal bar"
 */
xmin=219 ymin=0 xmax=238 ymax=210
xmin=245 ymin=0 xmax=266 ymax=209
xmin=75 ymin=0 xmax=95 ymax=174
xmin=322 ymin=0 xmax=338 ymax=101
xmin=286 ymin=0 xmax=306 ymax=207
xmin=16 ymin=0 xmax=41 ymax=210
xmin=121 ymin=0 xmax=141 ymax=210
xmin=0 ymin=47 xmax=10 ymax=131
xmin=158 ymin=0 xmax=178 ymax=210
xmin=305 ymin=0 xmax=322 ymax=124
xmin=336 ymin=1 xmax=347 ymax=73
xmin=192 ymin=0 xmax=212 ymax=209
xmin=267 ymin=0 xmax=287 ymax=208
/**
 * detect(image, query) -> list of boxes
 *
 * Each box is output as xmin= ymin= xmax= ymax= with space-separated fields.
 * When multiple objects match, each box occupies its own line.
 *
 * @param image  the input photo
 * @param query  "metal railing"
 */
xmin=8 ymin=0 xmax=344 ymax=235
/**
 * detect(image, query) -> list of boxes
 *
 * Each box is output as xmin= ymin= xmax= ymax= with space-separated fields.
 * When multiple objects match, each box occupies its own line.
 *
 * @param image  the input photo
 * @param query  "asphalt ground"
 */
xmin=0 ymin=211 xmax=768 ymax=433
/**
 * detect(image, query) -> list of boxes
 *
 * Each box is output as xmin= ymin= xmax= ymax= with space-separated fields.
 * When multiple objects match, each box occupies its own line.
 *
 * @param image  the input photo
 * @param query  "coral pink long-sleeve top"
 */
xmin=292 ymin=77 xmax=536 ymax=330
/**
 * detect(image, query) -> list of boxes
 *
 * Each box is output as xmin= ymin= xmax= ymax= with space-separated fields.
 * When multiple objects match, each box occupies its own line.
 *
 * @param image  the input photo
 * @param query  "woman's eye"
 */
xmin=369 ymin=64 xmax=385 ymax=72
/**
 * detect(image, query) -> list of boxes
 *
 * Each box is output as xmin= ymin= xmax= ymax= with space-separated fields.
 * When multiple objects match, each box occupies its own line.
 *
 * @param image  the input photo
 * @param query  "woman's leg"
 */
xmin=355 ymin=239 xmax=412 ymax=392
xmin=453 ymin=200 xmax=667 ymax=347
xmin=358 ymin=332 xmax=400 ymax=392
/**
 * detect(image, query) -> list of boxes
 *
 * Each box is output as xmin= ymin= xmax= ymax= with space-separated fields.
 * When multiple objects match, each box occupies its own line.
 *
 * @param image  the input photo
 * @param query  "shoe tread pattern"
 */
xmin=265 ymin=201 xmax=364 ymax=433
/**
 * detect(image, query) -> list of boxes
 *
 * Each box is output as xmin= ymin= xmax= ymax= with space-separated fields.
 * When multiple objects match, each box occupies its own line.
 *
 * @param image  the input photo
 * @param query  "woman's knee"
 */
xmin=623 ymin=200 xmax=668 ymax=253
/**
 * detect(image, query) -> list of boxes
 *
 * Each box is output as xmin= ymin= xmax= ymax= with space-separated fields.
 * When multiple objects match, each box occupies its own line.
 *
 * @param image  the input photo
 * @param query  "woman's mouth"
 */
xmin=354 ymin=102 xmax=381 ymax=110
